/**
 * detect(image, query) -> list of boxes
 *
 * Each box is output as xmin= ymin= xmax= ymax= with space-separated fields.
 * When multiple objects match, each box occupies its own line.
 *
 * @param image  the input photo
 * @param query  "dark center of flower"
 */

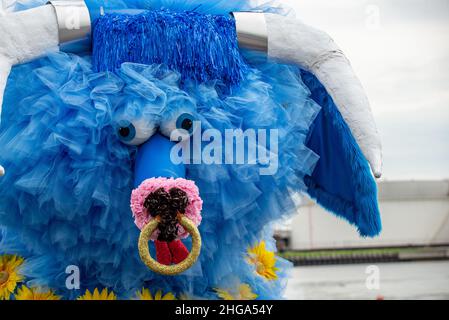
xmin=0 ymin=271 xmax=9 ymax=285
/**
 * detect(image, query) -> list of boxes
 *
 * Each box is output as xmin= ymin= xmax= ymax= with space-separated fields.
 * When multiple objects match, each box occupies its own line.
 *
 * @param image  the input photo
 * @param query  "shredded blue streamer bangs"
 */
xmin=92 ymin=10 xmax=248 ymax=86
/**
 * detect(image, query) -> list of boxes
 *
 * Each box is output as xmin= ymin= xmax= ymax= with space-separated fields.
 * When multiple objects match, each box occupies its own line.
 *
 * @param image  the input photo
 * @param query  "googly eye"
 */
xmin=117 ymin=121 xmax=136 ymax=142
xmin=176 ymin=113 xmax=195 ymax=134
xmin=116 ymin=119 xmax=156 ymax=146
xmin=160 ymin=111 xmax=197 ymax=140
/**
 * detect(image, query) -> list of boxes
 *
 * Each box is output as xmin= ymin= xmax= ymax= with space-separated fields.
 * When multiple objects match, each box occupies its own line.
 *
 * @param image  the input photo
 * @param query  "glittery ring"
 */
xmin=138 ymin=214 xmax=201 ymax=275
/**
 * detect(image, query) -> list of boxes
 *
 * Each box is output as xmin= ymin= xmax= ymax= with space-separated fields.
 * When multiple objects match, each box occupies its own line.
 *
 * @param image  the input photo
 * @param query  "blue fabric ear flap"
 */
xmin=301 ymin=70 xmax=381 ymax=237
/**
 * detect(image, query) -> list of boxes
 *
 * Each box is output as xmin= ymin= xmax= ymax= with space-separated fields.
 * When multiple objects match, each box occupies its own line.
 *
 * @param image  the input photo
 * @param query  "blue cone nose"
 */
xmin=134 ymin=133 xmax=186 ymax=188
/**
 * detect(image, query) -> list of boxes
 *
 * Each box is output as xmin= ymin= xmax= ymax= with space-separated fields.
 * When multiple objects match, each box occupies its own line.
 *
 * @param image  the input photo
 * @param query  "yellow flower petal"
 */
xmin=155 ymin=290 xmax=162 ymax=300
xmin=134 ymin=288 xmax=176 ymax=300
xmin=77 ymin=288 xmax=116 ymax=300
xmin=15 ymin=285 xmax=60 ymax=300
xmin=238 ymin=284 xmax=258 ymax=300
xmin=214 ymin=288 xmax=234 ymax=300
xmin=247 ymin=241 xmax=279 ymax=281
xmin=0 ymin=254 xmax=25 ymax=300
xmin=161 ymin=292 xmax=176 ymax=300
xmin=214 ymin=283 xmax=257 ymax=300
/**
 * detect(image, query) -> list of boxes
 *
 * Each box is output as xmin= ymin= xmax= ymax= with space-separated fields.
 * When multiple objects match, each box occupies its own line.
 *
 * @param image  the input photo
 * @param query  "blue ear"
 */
xmin=301 ymin=70 xmax=381 ymax=237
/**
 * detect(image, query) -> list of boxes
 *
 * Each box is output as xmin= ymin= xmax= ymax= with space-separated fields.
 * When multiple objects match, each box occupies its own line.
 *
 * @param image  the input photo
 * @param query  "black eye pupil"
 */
xmin=181 ymin=118 xmax=193 ymax=130
xmin=119 ymin=127 xmax=130 ymax=137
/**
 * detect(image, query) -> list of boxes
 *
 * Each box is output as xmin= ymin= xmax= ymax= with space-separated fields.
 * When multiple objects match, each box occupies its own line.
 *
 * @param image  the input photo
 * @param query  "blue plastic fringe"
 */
xmin=92 ymin=10 xmax=248 ymax=86
xmin=302 ymin=70 xmax=382 ymax=237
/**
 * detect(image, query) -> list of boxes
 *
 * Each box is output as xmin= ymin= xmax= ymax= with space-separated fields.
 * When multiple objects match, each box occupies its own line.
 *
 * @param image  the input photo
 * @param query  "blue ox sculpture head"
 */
xmin=0 ymin=0 xmax=381 ymax=300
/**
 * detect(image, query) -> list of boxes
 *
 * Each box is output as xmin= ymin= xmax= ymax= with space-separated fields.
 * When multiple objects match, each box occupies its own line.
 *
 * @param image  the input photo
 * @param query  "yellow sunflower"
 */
xmin=77 ymin=288 xmax=117 ymax=300
xmin=14 ymin=285 xmax=61 ymax=300
xmin=214 ymin=283 xmax=258 ymax=300
xmin=135 ymin=288 xmax=176 ymax=300
xmin=0 ymin=254 xmax=24 ymax=300
xmin=178 ymin=293 xmax=195 ymax=300
xmin=247 ymin=241 xmax=279 ymax=280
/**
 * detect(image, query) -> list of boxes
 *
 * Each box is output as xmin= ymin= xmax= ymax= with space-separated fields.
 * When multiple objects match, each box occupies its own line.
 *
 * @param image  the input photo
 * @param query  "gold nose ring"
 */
xmin=138 ymin=214 xmax=201 ymax=275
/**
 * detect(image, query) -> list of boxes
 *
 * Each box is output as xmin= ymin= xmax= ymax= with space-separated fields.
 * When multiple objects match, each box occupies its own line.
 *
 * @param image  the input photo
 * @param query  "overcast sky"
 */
xmin=282 ymin=0 xmax=449 ymax=180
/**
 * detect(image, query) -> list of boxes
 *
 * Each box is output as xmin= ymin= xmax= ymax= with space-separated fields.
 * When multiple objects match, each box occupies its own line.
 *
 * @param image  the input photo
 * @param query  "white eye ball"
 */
xmin=160 ymin=111 xmax=197 ymax=141
xmin=116 ymin=119 xmax=157 ymax=146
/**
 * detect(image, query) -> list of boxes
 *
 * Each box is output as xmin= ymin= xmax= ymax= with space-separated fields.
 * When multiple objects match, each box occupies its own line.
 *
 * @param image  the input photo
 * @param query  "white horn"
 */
xmin=0 ymin=1 xmax=91 ymax=112
xmin=0 ymin=1 xmax=91 ymax=177
xmin=234 ymin=13 xmax=383 ymax=178
xmin=267 ymin=13 xmax=382 ymax=177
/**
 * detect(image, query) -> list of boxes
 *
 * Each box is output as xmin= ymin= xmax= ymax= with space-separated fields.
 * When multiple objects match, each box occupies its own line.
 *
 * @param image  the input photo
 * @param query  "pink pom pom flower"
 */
xmin=131 ymin=177 xmax=203 ymax=240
